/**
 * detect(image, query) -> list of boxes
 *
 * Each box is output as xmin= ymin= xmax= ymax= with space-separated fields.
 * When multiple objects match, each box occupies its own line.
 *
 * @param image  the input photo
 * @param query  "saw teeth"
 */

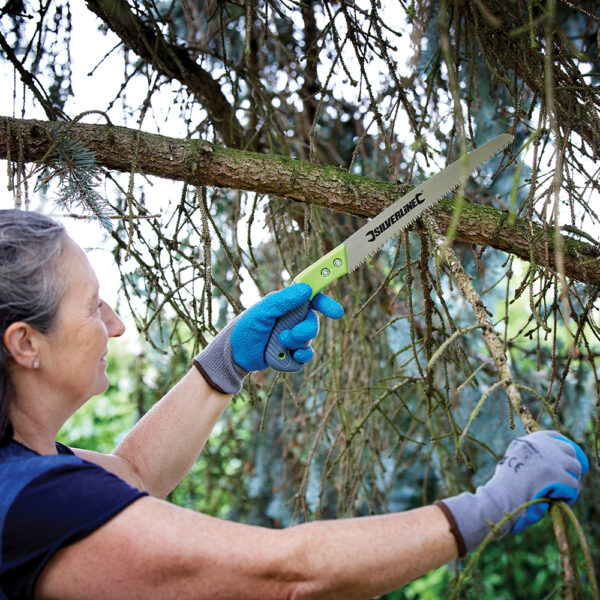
xmin=349 ymin=248 xmax=378 ymax=272
xmin=343 ymin=134 xmax=513 ymax=272
xmin=347 ymin=207 xmax=434 ymax=272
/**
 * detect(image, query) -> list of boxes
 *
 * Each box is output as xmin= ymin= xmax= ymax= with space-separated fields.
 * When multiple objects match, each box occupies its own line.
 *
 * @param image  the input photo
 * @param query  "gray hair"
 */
xmin=0 ymin=209 xmax=68 ymax=445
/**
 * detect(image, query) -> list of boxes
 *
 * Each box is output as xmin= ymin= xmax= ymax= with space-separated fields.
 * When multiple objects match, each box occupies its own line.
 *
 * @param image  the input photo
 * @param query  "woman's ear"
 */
xmin=3 ymin=322 xmax=42 ymax=369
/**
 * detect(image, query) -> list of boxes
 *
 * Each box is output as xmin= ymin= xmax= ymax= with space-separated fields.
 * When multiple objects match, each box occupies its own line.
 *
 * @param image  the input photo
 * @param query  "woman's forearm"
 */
xmin=282 ymin=504 xmax=458 ymax=599
xmin=111 ymin=368 xmax=232 ymax=497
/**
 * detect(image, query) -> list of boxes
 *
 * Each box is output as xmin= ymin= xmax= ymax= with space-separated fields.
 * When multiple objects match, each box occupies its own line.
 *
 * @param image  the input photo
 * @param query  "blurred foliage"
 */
xmin=3 ymin=0 xmax=600 ymax=597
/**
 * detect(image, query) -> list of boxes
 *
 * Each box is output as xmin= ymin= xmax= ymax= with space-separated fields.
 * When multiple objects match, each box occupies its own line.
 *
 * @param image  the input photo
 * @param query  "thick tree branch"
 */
xmin=1 ymin=115 xmax=599 ymax=286
xmin=84 ymin=0 xmax=248 ymax=149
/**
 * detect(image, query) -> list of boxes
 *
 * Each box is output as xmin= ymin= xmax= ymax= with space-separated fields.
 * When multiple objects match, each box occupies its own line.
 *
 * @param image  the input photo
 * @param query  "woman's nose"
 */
xmin=101 ymin=301 xmax=126 ymax=337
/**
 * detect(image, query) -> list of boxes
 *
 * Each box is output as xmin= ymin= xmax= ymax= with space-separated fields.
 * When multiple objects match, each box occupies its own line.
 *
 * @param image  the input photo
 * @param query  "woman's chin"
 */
xmin=90 ymin=372 xmax=110 ymax=398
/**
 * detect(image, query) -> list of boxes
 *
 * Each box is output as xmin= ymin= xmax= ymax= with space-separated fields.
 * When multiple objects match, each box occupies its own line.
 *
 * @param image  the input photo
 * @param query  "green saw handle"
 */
xmin=293 ymin=242 xmax=349 ymax=298
xmin=265 ymin=242 xmax=348 ymax=372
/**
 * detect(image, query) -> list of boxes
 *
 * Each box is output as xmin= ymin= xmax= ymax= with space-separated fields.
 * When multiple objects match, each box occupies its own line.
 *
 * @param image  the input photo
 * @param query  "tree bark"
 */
xmin=1 ymin=115 xmax=598 ymax=286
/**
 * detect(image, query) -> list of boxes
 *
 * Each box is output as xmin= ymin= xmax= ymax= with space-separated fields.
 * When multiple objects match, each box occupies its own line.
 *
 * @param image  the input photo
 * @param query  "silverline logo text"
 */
xmin=365 ymin=192 xmax=425 ymax=243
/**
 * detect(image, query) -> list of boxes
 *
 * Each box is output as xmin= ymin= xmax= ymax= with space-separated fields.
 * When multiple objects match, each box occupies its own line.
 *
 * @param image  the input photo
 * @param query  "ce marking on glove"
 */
xmin=498 ymin=439 xmax=541 ymax=473
xmin=508 ymin=457 xmax=525 ymax=473
xmin=499 ymin=455 xmax=526 ymax=472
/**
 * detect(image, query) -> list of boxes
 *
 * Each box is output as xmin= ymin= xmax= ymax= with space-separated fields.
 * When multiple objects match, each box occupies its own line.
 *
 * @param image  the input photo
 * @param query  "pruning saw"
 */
xmin=265 ymin=133 xmax=514 ymax=372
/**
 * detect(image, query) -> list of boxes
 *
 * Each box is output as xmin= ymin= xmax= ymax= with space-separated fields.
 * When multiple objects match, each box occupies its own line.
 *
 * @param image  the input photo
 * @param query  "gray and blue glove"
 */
xmin=193 ymin=283 xmax=344 ymax=394
xmin=436 ymin=430 xmax=589 ymax=556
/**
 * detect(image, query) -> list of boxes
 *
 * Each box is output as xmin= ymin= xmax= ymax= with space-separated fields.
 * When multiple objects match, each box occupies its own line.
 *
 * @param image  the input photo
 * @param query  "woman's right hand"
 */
xmin=193 ymin=283 xmax=343 ymax=394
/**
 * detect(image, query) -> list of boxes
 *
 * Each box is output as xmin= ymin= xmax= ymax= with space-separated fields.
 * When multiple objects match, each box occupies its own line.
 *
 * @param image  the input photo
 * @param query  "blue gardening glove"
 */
xmin=435 ymin=430 xmax=589 ymax=556
xmin=193 ymin=283 xmax=343 ymax=394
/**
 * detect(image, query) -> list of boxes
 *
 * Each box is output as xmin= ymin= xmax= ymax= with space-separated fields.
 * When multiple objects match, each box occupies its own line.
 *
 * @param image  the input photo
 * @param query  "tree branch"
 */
xmin=423 ymin=213 xmax=578 ymax=597
xmin=423 ymin=214 xmax=536 ymax=430
xmin=84 ymin=0 xmax=248 ymax=149
xmin=1 ymin=115 xmax=598 ymax=286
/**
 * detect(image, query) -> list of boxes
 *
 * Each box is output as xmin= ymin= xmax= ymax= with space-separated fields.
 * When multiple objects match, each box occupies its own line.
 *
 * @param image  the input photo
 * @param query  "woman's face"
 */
xmin=40 ymin=238 xmax=125 ymax=405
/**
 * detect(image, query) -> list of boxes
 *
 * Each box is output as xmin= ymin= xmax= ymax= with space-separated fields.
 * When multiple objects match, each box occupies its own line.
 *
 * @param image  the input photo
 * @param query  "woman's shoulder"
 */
xmin=0 ymin=440 xmax=147 ymax=599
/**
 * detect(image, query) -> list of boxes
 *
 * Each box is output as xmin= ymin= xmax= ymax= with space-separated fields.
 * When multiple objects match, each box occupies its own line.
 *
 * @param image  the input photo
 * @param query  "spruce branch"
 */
xmin=34 ymin=126 xmax=114 ymax=230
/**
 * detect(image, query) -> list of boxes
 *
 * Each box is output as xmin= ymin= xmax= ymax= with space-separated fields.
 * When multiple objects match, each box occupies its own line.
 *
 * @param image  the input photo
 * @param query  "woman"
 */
xmin=0 ymin=209 xmax=588 ymax=600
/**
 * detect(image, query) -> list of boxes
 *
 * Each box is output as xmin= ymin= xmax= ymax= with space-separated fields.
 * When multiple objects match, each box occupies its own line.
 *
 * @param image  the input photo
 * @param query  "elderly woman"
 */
xmin=0 ymin=209 xmax=589 ymax=600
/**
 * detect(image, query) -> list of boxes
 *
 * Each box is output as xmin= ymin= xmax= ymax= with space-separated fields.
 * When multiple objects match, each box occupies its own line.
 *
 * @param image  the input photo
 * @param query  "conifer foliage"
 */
xmin=1 ymin=1 xmax=599 ymax=596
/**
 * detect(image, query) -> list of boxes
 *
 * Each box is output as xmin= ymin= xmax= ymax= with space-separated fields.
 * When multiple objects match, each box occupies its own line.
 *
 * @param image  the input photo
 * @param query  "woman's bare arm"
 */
xmin=72 ymin=368 xmax=231 ymax=497
xmin=71 ymin=286 xmax=343 ymax=497
xmin=35 ymin=497 xmax=457 ymax=600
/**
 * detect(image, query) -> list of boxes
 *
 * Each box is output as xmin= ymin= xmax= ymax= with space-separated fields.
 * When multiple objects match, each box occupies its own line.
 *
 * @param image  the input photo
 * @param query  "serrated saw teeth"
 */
xmin=343 ymin=134 xmax=513 ymax=272
xmin=292 ymin=134 xmax=513 ymax=296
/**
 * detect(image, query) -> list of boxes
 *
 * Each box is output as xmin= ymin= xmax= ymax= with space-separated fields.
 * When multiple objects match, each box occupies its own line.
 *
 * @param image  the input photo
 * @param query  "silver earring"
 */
xmin=32 ymin=360 xmax=39 ymax=369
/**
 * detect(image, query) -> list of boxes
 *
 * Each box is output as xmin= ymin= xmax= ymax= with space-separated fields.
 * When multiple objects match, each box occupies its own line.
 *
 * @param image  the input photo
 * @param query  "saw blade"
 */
xmin=344 ymin=133 xmax=513 ymax=272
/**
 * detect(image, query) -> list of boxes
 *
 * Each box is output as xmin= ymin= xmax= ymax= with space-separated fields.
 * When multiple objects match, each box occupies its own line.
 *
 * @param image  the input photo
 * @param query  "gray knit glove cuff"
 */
xmin=435 ymin=490 xmax=504 ymax=557
xmin=193 ymin=318 xmax=249 ymax=395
